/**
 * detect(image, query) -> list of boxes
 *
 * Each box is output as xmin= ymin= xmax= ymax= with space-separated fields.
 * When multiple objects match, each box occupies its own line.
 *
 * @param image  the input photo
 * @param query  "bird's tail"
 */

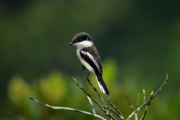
xmin=95 ymin=72 xmax=109 ymax=95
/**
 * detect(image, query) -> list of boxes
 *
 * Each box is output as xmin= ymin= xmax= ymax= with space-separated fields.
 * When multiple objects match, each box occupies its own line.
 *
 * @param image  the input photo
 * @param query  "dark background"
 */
xmin=0 ymin=0 xmax=180 ymax=119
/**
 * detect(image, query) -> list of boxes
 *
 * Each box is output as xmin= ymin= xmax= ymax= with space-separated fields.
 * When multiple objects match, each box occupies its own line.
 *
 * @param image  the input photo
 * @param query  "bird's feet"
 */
xmin=81 ymin=65 xmax=85 ymax=70
xmin=86 ymin=72 xmax=90 ymax=79
xmin=81 ymin=65 xmax=90 ymax=78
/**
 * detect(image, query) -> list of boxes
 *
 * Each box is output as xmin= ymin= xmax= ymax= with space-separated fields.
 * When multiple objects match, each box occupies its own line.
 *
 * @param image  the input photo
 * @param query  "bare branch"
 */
xmin=126 ymin=96 xmax=138 ymax=120
xmin=87 ymin=96 xmax=96 ymax=115
xmin=82 ymin=69 xmax=106 ymax=106
xmin=107 ymin=96 xmax=113 ymax=118
xmin=103 ymin=105 xmax=123 ymax=120
xmin=140 ymin=91 xmax=151 ymax=120
xmin=127 ymin=74 xmax=168 ymax=120
xmin=72 ymin=77 xmax=105 ymax=112
xmin=152 ymin=73 xmax=168 ymax=99
xmin=29 ymin=96 xmax=106 ymax=120
xmin=126 ymin=96 xmax=134 ymax=112
xmin=82 ymin=67 xmax=120 ymax=120
xmin=135 ymin=112 xmax=138 ymax=120
xmin=143 ymin=88 xmax=146 ymax=104
xmin=110 ymin=103 xmax=124 ymax=119
xmin=72 ymin=77 xmax=116 ymax=120
xmin=137 ymin=93 xmax=139 ymax=109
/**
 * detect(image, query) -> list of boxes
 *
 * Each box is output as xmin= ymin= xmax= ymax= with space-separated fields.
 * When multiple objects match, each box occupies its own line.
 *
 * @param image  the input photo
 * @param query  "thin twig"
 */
xmin=72 ymin=77 xmax=105 ymax=112
xmin=103 ymin=106 xmax=123 ymax=120
xmin=140 ymin=105 xmax=148 ymax=120
xmin=107 ymin=96 xmax=123 ymax=120
xmin=140 ymin=91 xmax=153 ymax=120
xmin=140 ymin=89 xmax=156 ymax=120
xmin=82 ymin=69 xmax=106 ymax=106
xmin=152 ymin=73 xmax=168 ymax=99
xmin=127 ymin=74 xmax=168 ymax=120
xmin=108 ymin=96 xmax=112 ymax=113
xmin=135 ymin=112 xmax=138 ymax=120
xmin=143 ymin=88 xmax=145 ymax=104
xmin=87 ymin=96 xmax=96 ymax=115
xmin=126 ymin=96 xmax=138 ymax=120
xmin=127 ymin=101 xmax=147 ymax=120
xmin=110 ymin=103 xmax=124 ymax=118
xmin=126 ymin=96 xmax=134 ymax=111
xmin=72 ymin=77 xmax=116 ymax=120
xmin=137 ymin=93 xmax=139 ymax=108
xmin=148 ymin=88 xmax=157 ymax=106
xmin=29 ymin=96 xmax=106 ymax=120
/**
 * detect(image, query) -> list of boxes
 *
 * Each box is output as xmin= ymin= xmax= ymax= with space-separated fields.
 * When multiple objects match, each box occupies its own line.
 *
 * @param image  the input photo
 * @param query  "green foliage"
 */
xmin=7 ymin=76 xmax=41 ymax=119
xmin=6 ymin=71 xmax=68 ymax=119
xmin=39 ymin=71 xmax=67 ymax=104
xmin=103 ymin=58 xmax=118 ymax=85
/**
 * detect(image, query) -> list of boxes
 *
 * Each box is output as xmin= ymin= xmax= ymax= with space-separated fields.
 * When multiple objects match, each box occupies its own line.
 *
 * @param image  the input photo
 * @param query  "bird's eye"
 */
xmin=79 ymin=39 xmax=82 ymax=42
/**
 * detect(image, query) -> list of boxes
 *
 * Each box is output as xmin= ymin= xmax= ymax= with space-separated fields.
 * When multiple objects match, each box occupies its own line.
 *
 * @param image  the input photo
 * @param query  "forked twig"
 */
xmin=72 ymin=77 xmax=116 ymax=120
xmin=126 ymin=96 xmax=138 ymax=120
xmin=127 ymin=74 xmax=168 ymax=120
xmin=87 ymin=96 xmax=96 ymax=115
xmin=82 ymin=68 xmax=106 ymax=106
xmin=110 ymin=103 xmax=123 ymax=117
xmin=72 ymin=77 xmax=105 ymax=112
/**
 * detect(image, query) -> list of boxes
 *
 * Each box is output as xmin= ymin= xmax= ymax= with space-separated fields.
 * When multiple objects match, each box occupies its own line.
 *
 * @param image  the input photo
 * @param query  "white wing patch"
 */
xmin=81 ymin=51 xmax=101 ymax=73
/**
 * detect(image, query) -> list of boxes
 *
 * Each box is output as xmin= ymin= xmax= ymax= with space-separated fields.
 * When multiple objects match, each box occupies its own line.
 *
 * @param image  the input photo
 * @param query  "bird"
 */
xmin=69 ymin=32 xmax=109 ymax=95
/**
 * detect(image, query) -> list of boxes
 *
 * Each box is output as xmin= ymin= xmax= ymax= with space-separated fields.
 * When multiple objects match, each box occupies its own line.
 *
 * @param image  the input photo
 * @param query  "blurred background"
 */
xmin=0 ymin=0 xmax=180 ymax=119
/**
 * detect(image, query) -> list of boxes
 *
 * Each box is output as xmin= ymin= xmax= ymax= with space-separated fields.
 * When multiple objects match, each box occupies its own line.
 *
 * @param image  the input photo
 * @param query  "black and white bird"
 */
xmin=69 ymin=32 xmax=109 ymax=95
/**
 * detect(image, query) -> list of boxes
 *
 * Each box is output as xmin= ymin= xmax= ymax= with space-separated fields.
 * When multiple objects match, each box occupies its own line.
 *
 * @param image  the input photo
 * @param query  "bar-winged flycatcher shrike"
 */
xmin=69 ymin=32 xmax=109 ymax=95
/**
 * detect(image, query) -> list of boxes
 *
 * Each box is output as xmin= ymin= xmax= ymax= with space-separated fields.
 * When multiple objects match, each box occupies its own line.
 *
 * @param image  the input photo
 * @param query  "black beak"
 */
xmin=68 ymin=41 xmax=74 ymax=45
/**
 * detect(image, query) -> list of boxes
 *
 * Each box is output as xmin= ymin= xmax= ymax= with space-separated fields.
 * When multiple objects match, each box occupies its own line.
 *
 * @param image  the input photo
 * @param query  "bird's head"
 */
xmin=69 ymin=32 xmax=93 ymax=48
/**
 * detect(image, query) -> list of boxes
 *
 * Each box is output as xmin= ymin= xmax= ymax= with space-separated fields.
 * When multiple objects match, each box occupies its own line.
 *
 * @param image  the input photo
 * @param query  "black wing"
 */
xmin=80 ymin=49 xmax=102 ymax=75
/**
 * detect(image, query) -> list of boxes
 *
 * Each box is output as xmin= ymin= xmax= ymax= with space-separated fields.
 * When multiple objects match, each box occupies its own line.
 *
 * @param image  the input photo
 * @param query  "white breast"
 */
xmin=76 ymin=48 xmax=95 ymax=73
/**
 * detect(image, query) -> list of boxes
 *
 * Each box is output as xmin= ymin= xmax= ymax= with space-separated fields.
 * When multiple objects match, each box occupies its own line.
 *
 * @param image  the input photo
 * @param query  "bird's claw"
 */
xmin=86 ymin=72 xmax=90 ymax=78
xmin=81 ymin=65 xmax=85 ymax=70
